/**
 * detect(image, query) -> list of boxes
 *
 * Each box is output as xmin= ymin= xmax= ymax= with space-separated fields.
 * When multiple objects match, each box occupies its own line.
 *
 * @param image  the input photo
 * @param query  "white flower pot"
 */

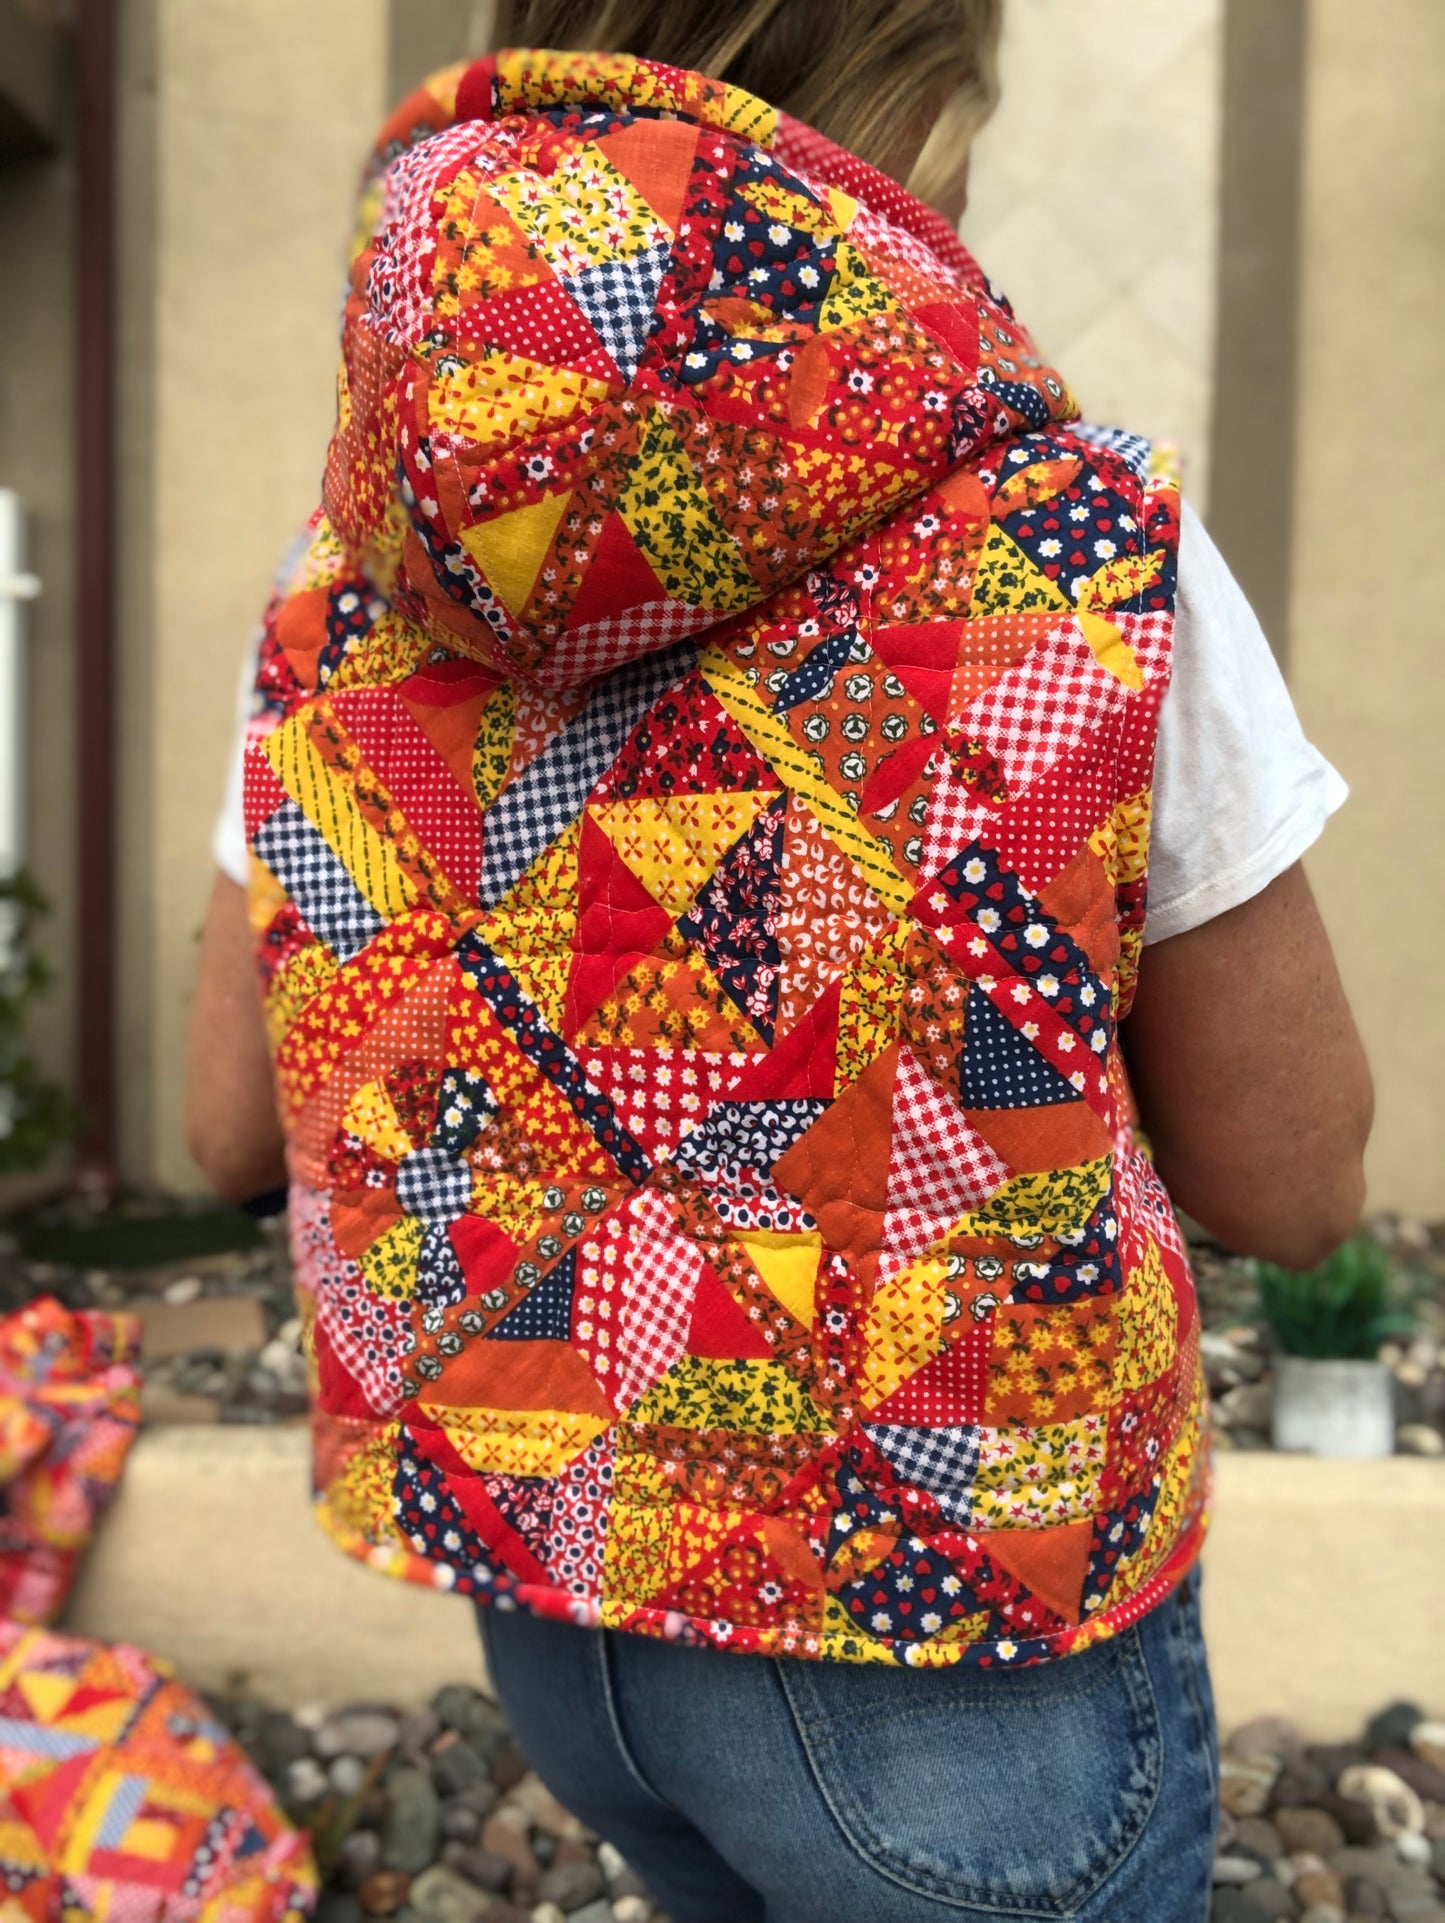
xmin=1271 ymin=1354 xmax=1395 ymax=1458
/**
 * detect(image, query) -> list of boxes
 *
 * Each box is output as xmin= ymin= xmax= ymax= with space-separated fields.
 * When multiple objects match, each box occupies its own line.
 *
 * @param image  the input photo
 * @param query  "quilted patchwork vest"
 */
xmin=244 ymin=49 xmax=1209 ymax=1667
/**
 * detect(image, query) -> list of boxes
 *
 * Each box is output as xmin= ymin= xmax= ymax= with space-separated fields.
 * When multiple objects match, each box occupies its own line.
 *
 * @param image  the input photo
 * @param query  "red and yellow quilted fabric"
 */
xmin=244 ymin=50 xmax=1209 ymax=1667
xmin=0 ymin=1298 xmax=141 ymax=1627
xmin=0 ymin=1622 xmax=316 ymax=1923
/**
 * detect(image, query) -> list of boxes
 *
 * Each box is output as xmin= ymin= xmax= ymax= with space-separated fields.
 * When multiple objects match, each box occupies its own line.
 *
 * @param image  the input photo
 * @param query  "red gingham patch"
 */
xmin=880 ymin=1048 xmax=1010 ymax=1271
xmin=969 ymin=625 xmax=1121 ymax=797
xmin=618 ymin=1187 xmax=705 ymax=1407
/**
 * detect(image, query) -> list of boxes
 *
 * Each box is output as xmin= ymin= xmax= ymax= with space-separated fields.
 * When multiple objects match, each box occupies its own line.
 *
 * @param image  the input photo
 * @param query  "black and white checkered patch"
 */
xmin=253 ymin=798 xmax=384 ymax=962
xmin=478 ymin=638 xmax=702 ymax=907
xmin=865 ymin=1421 xmax=982 ymax=1525
xmin=567 ymin=241 xmax=671 ymax=380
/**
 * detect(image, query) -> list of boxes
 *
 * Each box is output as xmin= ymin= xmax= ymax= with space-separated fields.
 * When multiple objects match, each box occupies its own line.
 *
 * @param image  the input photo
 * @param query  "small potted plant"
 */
xmin=1253 ymin=1236 xmax=1416 ymax=1458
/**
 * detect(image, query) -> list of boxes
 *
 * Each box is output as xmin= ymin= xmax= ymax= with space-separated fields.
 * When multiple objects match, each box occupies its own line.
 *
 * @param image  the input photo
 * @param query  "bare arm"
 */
xmin=1123 ymin=861 xmax=1373 ymax=1270
xmin=185 ymin=872 xmax=287 ymax=1203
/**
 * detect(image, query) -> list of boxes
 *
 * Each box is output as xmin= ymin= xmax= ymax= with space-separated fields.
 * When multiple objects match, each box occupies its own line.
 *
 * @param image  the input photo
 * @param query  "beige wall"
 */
xmin=117 ymin=0 xmax=390 ymax=1190
xmin=1288 ymin=1 xmax=1445 ymax=1217
xmin=964 ymin=0 xmax=1223 ymax=505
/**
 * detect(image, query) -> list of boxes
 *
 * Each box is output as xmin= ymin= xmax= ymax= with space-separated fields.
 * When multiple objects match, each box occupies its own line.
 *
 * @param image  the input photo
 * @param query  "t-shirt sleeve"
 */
xmin=1144 ymin=501 xmax=1348 ymax=944
xmin=210 ymin=635 xmax=260 ymax=887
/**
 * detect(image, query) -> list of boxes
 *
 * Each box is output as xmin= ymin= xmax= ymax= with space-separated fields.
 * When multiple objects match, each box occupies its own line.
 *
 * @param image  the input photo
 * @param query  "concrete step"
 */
xmin=64 ymin=1428 xmax=1445 ymax=1733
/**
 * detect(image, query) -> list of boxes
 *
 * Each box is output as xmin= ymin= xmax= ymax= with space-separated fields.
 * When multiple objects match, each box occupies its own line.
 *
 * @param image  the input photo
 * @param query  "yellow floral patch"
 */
xmin=321 ymin=1425 xmax=402 ymax=1543
xmin=858 ymin=1252 xmax=949 ymax=1410
xmin=466 ymin=1174 xmax=551 ymax=1245
xmin=958 ymin=1159 xmax=1112 ymax=1243
xmin=816 ymin=245 xmax=902 ymax=335
xmin=1090 ymin=787 xmax=1152 ymax=889
xmin=359 ymin=1214 xmax=424 ymax=1302
xmin=836 ymin=925 xmax=909 ymax=1085
xmin=629 ymin=1357 xmax=828 ymax=1437
xmin=423 ymin=1404 xmax=610 ymax=1480
xmin=971 ymin=1417 xmax=1106 ymax=1528
xmin=1112 ymin=1238 xmax=1178 ymax=1395
xmin=431 ymin=347 xmax=611 ymax=457
xmin=617 ymin=412 xmax=758 ymax=613
xmin=343 ymin=1079 xmax=415 ymax=1163
xmin=263 ymin=940 xmax=338 ymax=1047
xmin=490 ymin=146 xmax=665 ymax=275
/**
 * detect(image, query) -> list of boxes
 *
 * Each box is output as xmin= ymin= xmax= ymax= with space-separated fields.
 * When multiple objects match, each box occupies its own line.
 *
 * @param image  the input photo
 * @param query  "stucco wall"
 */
xmin=1287 ymin=2 xmax=1445 ymax=1216
xmin=117 ymin=0 xmax=390 ymax=1189
xmin=964 ymin=0 xmax=1223 ymax=506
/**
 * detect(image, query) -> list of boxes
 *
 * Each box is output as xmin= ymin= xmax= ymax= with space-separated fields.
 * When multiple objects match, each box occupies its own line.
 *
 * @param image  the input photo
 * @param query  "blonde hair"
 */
xmin=492 ymin=0 xmax=1002 ymax=194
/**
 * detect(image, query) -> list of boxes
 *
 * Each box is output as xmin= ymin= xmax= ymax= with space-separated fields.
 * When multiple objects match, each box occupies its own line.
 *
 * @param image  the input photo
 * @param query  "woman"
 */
xmin=187 ymin=5 xmax=1373 ymax=1918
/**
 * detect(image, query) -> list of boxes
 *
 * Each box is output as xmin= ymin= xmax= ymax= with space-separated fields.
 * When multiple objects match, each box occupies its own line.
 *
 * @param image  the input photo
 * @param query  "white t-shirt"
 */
xmin=210 ymin=503 xmax=1346 ymax=944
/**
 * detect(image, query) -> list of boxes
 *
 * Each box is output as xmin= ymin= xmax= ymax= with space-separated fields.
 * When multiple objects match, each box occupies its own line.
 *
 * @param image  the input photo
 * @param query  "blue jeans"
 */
xmin=477 ymin=1570 xmax=1219 ymax=1923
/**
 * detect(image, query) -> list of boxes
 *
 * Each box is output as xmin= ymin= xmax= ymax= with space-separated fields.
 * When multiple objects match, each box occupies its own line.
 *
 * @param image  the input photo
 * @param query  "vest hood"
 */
xmin=324 ymin=49 xmax=1078 ymax=691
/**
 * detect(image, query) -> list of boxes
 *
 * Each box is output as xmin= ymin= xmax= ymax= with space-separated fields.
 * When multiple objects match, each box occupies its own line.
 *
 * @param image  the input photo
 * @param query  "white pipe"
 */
xmin=0 ymin=488 xmax=40 ymax=887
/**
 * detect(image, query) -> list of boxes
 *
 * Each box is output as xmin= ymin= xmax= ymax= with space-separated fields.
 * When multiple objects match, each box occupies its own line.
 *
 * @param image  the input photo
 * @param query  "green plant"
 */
xmin=0 ymin=872 xmax=80 ymax=1173
xmin=1252 ymin=1234 xmax=1418 ymax=1360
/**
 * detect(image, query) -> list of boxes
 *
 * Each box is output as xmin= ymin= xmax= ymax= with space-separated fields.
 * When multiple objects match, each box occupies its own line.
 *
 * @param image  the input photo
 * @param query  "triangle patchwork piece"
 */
xmin=566 ymin=241 xmax=672 ymax=380
xmin=678 ymin=794 xmax=785 ymax=1044
xmin=591 ymin=791 xmax=776 ymax=918
xmin=960 ymin=991 xmax=1085 ymax=1111
xmin=486 ymin=1249 xmax=577 ymax=1343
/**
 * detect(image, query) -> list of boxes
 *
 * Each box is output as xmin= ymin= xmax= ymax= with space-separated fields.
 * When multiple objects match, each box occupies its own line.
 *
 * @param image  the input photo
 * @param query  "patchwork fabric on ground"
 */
xmin=248 ymin=49 xmax=1209 ymax=1669
xmin=0 ymin=1622 xmax=315 ymax=1923
xmin=0 ymin=1298 xmax=142 ymax=1626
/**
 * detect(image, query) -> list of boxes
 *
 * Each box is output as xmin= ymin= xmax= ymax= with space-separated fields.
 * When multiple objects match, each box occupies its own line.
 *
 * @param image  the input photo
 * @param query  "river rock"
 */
xmin=1393 ymin=1830 xmax=1433 ymax=1867
xmin=329 ymin=1755 xmax=369 ymax=1797
xmin=1295 ymin=1907 xmax=1343 ymax=1923
xmin=1331 ymin=1843 xmax=1434 ymax=1899
xmin=358 ymin=1870 xmax=411 ymax=1917
xmin=1230 ymin=1718 xmax=1304 ymax=1761
xmin=534 ymin=1859 xmax=603 ymax=1911
xmin=1336 ymin=1765 xmax=1425 ymax=1838
xmin=1409 ymin=1722 xmax=1445 ymax=1773
xmin=1272 ymin=1759 xmax=1332 ymax=1810
xmin=610 ymin=1900 xmax=651 ymax=1923
xmin=286 ymin=1756 xmax=328 ymax=1804
xmin=1341 ymin=1874 xmax=1388 ymax=1918
xmin=1234 ymin=1817 xmax=1284 ymax=1864
xmin=316 ymin=1895 xmax=364 ymax=1923
xmin=442 ymin=1804 xmax=483 ymax=1845
xmin=1371 ymin=1747 xmax=1445 ymax=1806
xmin=1293 ymin=1868 xmax=1346 ymax=1911
xmin=1275 ymin=1808 xmax=1346 ymax=1857
xmin=318 ymin=1710 xmax=401 ymax=1762
xmin=565 ymin=1904 xmax=613 ymax=1923
xmin=444 ymin=1847 xmax=512 ymax=1893
xmin=1214 ymin=1855 xmax=1264 ymax=1885
xmin=432 ymin=1732 xmax=491 ymax=1796
xmin=1237 ymin=1881 xmax=1295 ymax=1920
xmin=431 ymin=1687 xmax=510 ymax=1767
xmin=448 ymin=1781 xmax=501 ymax=1820
xmin=337 ymin=1830 xmax=382 ymax=1888
xmin=1396 ymin=1422 xmax=1445 ymax=1455
xmin=529 ymin=1907 xmax=566 ymax=1923
xmin=480 ymin=1810 xmax=540 ymax=1888
xmin=1211 ymin=1895 xmax=1258 ymax=1923
xmin=382 ymin=1766 xmax=442 ymax=1873
xmin=408 ymin=1864 xmax=495 ymax=1923
xmin=513 ymin=1774 xmax=589 ymax=1840
xmin=1222 ymin=1756 xmax=1282 ymax=1817
xmin=1363 ymin=1704 xmax=1425 ymax=1753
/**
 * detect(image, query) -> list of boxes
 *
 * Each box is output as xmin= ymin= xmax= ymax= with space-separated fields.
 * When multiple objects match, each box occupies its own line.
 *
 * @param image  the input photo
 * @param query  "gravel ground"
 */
xmin=210 ymin=1675 xmax=1445 ymax=1923
xmin=212 ymin=1682 xmax=666 ymax=1923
